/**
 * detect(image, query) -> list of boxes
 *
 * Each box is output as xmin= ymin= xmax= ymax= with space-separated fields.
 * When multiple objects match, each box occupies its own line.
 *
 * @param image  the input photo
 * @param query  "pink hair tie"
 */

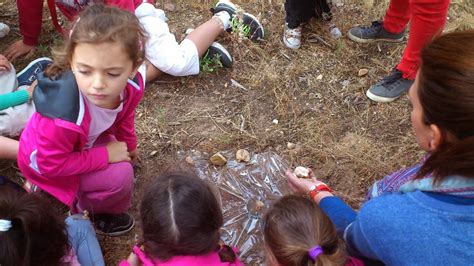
xmin=308 ymin=246 xmax=323 ymax=261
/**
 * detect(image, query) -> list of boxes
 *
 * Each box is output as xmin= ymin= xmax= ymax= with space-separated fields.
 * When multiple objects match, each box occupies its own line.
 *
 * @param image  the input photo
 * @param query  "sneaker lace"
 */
xmin=380 ymin=69 xmax=403 ymax=87
xmin=361 ymin=20 xmax=383 ymax=31
xmin=286 ymin=26 xmax=302 ymax=37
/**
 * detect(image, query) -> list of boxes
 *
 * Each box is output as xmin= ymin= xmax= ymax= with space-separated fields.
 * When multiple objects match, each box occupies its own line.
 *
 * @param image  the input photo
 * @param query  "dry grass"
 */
xmin=0 ymin=0 xmax=473 ymax=263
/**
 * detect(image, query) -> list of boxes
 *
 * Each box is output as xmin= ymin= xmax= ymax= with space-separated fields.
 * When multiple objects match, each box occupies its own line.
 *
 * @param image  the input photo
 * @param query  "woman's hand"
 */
xmin=286 ymin=169 xmax=334 ymax=204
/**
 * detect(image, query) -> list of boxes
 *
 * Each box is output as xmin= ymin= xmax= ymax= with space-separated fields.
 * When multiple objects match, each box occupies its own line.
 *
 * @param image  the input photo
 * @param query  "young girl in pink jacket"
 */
xmin=120 ymin=172 xmax=244 ymax=266
xmin=17 ymin=4 xmax=145 ymax=236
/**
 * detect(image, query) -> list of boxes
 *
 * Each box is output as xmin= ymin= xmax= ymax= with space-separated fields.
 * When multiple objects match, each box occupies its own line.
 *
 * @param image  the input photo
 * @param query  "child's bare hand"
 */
xmin=106 ymin=141 xmax=130 ymax=163
xmin=0 ymin=54 xmax=11 ymax=71
xmin=129 ymin=148 xmax=139 ymax=164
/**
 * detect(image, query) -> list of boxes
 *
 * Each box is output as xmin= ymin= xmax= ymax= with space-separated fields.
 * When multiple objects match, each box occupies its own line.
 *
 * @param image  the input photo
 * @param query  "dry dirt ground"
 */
xmin=0 ymin=0 xmax=473 ymax=264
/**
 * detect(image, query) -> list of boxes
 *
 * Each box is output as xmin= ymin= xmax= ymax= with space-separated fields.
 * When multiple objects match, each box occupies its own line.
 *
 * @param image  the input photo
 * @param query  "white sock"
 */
xmin=214 ymin=11 xmax=231 ymax=30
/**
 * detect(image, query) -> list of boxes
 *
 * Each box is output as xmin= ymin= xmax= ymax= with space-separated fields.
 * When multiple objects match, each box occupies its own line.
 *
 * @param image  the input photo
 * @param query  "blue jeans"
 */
xmin=66 ymin=214 xmax=105 ymax=266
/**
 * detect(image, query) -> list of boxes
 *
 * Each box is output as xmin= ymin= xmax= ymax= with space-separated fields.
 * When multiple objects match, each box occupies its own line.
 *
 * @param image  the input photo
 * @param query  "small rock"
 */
xmin=272 ymin=119 xmax=279 ymax=125
xmin=294 ymin=166 xmax=310 ymax=178
xmin=149 ymin=150 xmax=158 ymax=156
xmin=236 ymin=149 xmax=251 ymax=162
xmin=210 ymin=152 xmax=227 ymax=166
xmin=255 ymin=200 xmax=265 ymax=211
xmin=287 ymin=142 xmax=296 ymax=150
xmin=358 ymin=68 xmax=369 ymax=77
xmin=316 ymin=74 xmax=323 ymax=80
xmin=185 ymin=156 xmax=194 ymax=165
xmin=163 ymin=3 xmax=175 ymax=11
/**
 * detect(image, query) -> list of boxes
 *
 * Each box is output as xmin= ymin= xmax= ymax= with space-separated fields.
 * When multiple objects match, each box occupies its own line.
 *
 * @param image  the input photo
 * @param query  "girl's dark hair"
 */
xmin=0 ymin=187 xmax=70 ymax=266
xmin=416 ymin=30 xmax=474 ymax=182
xmin=264 ymin=195 xmax=347 ymax=266
xmin=140 ymin=172 xmax=236 ymax=262
xmin=45 ymin=4 xmax=146 ymax=77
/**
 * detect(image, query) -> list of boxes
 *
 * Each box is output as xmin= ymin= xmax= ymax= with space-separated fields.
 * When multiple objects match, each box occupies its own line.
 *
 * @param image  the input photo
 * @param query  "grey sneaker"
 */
xmin=366 ymin=69 xmax=414 ymax=102
xmin=348 ymin=21 xmax=404 ymax=43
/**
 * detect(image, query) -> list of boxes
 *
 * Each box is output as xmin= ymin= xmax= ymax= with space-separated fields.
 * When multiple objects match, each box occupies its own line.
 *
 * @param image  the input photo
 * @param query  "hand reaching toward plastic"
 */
xmin=106 ymin=141 xmax=130 ymax=163
xmin=286 ymin=169 xmax=334 ymax=204
xmin=5 ymin=40 xmax=36 ymax=61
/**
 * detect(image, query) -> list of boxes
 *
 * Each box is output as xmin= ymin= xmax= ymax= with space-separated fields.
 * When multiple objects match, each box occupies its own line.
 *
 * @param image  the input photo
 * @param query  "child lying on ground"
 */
xmin=5 ymin=0 xmax=264 ymax=82
xmin=0 ymin=54 xmax=51 ymax=159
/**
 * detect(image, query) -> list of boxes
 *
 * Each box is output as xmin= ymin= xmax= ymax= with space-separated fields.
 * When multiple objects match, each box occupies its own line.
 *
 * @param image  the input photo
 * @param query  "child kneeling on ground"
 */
xmin=18 ymin=4 xmax=146 ymax=236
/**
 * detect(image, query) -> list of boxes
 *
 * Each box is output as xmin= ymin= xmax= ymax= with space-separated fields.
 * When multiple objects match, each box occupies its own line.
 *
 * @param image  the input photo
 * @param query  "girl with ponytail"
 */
xmin=120 ymin=172 xmax=242 ymax=266
xmin=264 ymin=195 xmax=363 ymax=266
xmin=286 ymin=30 xmax=474 ymax=265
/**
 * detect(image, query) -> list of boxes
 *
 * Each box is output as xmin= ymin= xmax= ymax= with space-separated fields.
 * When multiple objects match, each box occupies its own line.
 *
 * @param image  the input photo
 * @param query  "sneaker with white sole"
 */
xmin=211 ymin=0 xmax=265 ymax=41
xmin=93 ymin=213 xmax=135 ymax=236
xmin=17 ymin=57 xmax=53 ymax=87
xmin=283 ymin=24 xmax=302 ymax=49
xmin=185 ymin=28 xmax=233 ymax=68
xmin=348 ymin=21 xmax=405 ymax=43
xmin=206 ymin=42 xmax=233 ymax=68
xmin=366 ymin=69 xmax=414 ymax=102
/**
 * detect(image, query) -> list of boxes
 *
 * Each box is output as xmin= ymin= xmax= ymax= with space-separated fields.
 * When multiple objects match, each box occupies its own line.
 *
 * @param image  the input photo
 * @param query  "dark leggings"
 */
xmin=285 ymin=0 xmax=333 ymax=28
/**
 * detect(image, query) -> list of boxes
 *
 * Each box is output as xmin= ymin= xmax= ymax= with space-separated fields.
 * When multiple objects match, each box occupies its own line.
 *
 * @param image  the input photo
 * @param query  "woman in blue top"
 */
xmin=287 ymin=30 xmax=474 ymax=265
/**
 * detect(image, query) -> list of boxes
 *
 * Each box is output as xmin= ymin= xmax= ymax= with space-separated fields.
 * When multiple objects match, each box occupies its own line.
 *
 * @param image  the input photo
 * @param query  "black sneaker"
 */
xmin=206 ymin=42 xmax=233 ymax=68
xmin=93 ymin=213 xmax=135 ymax=236
xmin=366 ymin=69 xmax=414 ymax=102
xmin=16 ymin=57 xmax=53 ymax=87
xmin=211 ymin=0 xmax=264 ymax=41
xmin=348 ymin=21 xmax=404 ymax=43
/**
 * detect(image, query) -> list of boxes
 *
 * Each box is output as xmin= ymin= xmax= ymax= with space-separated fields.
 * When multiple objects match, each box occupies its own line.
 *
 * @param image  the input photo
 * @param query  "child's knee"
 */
xmin=108 ymin=162 xmax=134 ymax=194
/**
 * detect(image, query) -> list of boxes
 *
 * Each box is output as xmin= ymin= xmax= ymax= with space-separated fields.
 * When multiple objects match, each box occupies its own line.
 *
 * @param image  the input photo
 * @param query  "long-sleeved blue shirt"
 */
xmin=320 ymin=192 xmax=474 ymax=265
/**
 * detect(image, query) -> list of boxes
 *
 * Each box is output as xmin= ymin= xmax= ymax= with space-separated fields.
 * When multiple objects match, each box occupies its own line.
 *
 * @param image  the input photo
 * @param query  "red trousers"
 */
xmin=383 ymin=0 xmax=450 ymax=79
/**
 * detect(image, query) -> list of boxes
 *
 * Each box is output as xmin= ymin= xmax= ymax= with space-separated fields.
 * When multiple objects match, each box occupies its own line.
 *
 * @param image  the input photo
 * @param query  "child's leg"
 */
xmin=382 ymin=0 xmax=411 ymax=34
xmin=137 ymin=3 xmax=222 ymax=80
xmin=75 ymin=135 xmax=134 ymax=214
xmin=66 ymin=214 xmax=105 ymax=266
xmin=283 ymin=0 xmax=315 ymax=49
xmin=0 ymin=136 xmax=18 ymax=159
xmin=285 ymin=0 xmax=315 ymax=28
xmin=395 ymin=0 xmax=450 ymax=80
xmin=144 ymin=16 xmax=225 ymax=82
xmin=76 ymin=161 xmax=134 ymax=214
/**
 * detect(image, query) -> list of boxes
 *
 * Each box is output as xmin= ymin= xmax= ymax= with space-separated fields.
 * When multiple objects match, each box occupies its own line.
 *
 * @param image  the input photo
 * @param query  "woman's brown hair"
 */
xmin=416 ymin=30 xmax=474 ymax=182
xmin=45 ymin=4 xmax=146 ymax=77
xmin=264 ymin=195 xmax=347 ymax=266
xmin=140 ymin=172 xmax=236 ymax=262
xmin=0 ymin=187 xmax=70 ymax=266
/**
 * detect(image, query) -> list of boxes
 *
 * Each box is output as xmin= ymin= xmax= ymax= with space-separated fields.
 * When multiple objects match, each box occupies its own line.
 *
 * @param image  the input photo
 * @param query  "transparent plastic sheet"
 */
xmin=177 ymin=150 xmax=291 ymax=265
